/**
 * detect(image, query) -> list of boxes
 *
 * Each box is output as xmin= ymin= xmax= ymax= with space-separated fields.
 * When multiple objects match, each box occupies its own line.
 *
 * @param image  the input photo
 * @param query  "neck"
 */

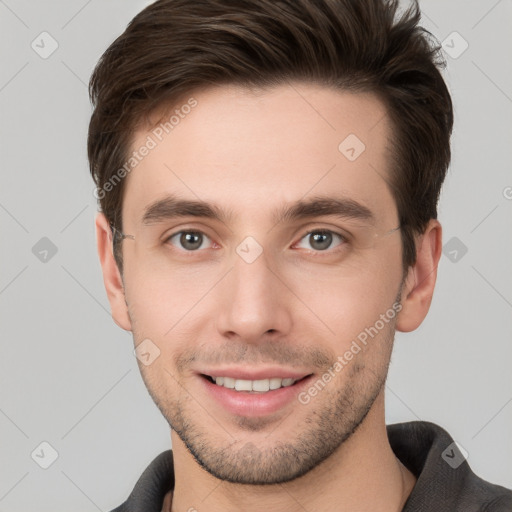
xmin=169 ymin=393 xmax=416 ymax=512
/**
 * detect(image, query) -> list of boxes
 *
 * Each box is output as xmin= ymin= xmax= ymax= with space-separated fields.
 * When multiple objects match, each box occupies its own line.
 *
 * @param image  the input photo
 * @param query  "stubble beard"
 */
xmin=137 ymin=323 xmax=395 ymax=485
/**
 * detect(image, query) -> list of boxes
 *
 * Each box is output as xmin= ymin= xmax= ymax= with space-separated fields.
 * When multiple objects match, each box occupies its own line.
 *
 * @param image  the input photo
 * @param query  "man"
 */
xmin=87 ymin=0 xmax=512 ymax=510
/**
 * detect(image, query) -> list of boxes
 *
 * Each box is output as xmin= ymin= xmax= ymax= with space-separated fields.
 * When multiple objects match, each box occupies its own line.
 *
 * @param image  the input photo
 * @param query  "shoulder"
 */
xmin=108 ymin=450 xmax=175 ymax=512
xmin=387 ymin=421 xmax=512 ymax=511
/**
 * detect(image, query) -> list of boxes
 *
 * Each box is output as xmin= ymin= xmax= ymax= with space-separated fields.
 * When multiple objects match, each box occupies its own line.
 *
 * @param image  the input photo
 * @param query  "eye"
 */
xmin=294 ymin=229 xmax=346 ymax=252
xmin=166 ymin=230 xmax=214 ymax=251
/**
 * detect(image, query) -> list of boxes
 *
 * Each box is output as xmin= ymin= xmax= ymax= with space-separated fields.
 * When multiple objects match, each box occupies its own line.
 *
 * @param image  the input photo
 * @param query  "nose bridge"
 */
xmin=215 ymin=244 xmax=291 ymax=341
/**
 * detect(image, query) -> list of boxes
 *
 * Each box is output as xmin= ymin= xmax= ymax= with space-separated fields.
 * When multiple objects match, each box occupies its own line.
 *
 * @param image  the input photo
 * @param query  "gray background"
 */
xmin=1 ymin=0 xmax=511 ymax=510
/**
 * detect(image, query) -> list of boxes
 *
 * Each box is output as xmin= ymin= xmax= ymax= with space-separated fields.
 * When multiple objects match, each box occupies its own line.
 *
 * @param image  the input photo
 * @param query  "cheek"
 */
xmin=123 ymin=259 xmax=224 ymax=340
xmin=297 ymin=280 xmax=392 ymax=345
xmin=123 ymin=240 xmax=402 ymax=346
xmin=284 ymin=255 xmax=401 ymax=346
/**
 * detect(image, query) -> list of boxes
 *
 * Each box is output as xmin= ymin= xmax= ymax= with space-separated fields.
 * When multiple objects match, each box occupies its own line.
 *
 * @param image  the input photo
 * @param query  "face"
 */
xmin=115 ymin=83 xmax=406 ymax=484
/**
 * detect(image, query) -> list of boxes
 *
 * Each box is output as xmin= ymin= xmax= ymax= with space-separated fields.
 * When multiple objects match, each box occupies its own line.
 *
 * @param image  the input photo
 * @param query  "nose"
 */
xmin=215 ymin=248 xmax=292 ymax=343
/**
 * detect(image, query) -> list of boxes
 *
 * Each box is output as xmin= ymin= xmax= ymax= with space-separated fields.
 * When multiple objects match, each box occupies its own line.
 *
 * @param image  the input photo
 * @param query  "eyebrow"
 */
xmin=141 ymin=193 xmax=374 ymax=226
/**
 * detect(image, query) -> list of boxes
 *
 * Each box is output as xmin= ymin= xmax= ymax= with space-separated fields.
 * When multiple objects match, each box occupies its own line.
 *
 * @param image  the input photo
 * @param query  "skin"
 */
xmin=96 ymin=83 xmax=442 ymax=512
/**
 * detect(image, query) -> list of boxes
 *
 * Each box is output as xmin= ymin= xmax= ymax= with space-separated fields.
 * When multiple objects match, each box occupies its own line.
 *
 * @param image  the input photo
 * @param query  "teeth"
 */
xmin=252 ymin=379 xmax=270 ymax=392
xmin=235 ymin=379 xmax=252 ymax=391
xmin=269 ymin=377 xmax=282 ymax=390
xmin=223 ymin=377 xmax=235 ymax=389
xmin=212 ymin=376 xmax=299 ymax=392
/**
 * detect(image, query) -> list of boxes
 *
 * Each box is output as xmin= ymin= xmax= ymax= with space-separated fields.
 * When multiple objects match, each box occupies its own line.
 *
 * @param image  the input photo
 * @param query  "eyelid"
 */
xmin=162 ymin=222 xmax=216 ymax=241
xmin=165 ymin=228 xmax=216 ymax=251
xmin=162 ymin=224 xmax=351 ymax=252
xmin=293 ymin=228 xmax=347 ymax=253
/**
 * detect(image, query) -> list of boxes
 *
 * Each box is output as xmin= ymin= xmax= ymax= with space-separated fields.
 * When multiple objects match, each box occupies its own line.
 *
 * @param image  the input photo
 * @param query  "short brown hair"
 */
xmin=88 ymin=0 xmax=453 ymax=271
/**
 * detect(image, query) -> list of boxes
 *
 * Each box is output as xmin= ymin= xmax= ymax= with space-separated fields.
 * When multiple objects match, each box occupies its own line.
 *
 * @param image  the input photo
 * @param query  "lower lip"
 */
xmin=199 ymin=374 xmax=313 ymax=417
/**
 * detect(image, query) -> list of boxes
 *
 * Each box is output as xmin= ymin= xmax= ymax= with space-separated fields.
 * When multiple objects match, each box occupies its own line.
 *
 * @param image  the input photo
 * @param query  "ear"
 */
xmin=395 ymin=220 xmax=442 ymax=332
xmin=95 ymin=213 xmax=132 ymax=331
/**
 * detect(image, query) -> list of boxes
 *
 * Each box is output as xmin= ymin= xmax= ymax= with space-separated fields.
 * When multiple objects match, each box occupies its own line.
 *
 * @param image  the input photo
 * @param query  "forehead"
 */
xmin=122 ymin=83 xmax=396 ymax=229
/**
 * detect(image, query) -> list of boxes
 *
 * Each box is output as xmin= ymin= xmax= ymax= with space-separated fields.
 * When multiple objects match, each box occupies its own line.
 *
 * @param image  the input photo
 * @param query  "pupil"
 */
xmin=311 ymin=232 xmax=331 ymax=250
xmin=181 ymin=232 xmax=202 ymax=250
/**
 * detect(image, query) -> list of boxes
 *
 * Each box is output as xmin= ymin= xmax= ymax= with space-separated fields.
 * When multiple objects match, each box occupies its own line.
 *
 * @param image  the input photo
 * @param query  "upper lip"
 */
xmin=198 ymin=367 xmax=312 ymax=380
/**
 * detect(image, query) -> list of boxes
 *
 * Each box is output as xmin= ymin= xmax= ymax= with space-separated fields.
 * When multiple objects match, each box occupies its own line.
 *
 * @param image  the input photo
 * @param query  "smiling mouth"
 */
xmin=201 ymin=374 xmax=311 ymax=393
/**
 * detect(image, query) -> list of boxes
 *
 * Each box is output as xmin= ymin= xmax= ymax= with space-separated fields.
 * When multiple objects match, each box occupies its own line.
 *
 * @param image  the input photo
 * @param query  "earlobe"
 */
xmin=95 ymin=213 xmax=132 ymax=331
xmin=395 ymin=220 xmax=442 ymax=333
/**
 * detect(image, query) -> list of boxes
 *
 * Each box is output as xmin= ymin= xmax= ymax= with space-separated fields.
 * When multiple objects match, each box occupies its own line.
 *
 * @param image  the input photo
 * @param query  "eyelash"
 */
xmin=164 ymin=228 xmax=348 ymax=255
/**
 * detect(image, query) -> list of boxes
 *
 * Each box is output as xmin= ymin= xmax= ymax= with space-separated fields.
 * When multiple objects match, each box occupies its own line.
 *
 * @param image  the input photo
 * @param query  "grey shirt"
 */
xmin=110 ymin=421 xmax=512 ymax=511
